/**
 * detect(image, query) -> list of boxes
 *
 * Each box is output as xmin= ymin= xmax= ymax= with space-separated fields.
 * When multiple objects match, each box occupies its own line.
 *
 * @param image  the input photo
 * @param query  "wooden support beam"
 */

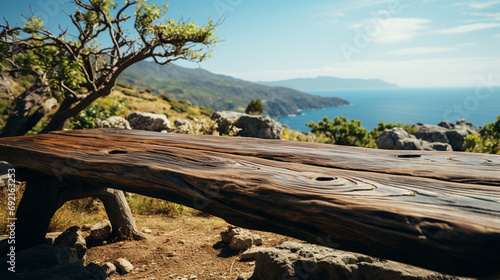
xmin=0 ymin=128 xmax=499 ymax=277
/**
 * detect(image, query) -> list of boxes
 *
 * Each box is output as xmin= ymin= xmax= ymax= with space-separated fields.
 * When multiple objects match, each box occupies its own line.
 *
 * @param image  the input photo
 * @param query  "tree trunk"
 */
xmin=0 ymin=76 xmax=50 ymax=137
xmin=38 ymin=97 xmax=78 ymax=134
xmin=18 ymin=97 xmax=58 ymax=135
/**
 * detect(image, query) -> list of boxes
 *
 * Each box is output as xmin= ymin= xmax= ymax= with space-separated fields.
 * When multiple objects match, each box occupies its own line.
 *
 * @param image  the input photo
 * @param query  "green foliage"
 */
xmin=281 ymin=128 xmax=325 ymax=143
xmin=302 ymin=117 xmax=422 ymax=148
xmin=306 ymin=116 xmax=373 ymax=147
xmin=134 ymin=0 xmax=168 ymax=31
xmin=22 ymin=17 xmax=45 ymax=33
xmin=245 ymin=99 xmax=263 ymax=115
xmin=69 ymin=100 xmax=126 ymax=129
xmin=466 ymin=115 xmax=500 ymax=154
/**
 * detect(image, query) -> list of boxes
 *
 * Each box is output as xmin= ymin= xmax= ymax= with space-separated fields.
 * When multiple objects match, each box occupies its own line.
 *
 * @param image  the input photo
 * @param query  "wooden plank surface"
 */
xmin=1 ymin=128 xmax=499 ymax=277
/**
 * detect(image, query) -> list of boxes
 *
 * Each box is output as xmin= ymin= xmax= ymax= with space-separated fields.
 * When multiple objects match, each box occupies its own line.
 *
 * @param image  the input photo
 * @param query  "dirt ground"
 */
xmin=85 ymin=212 xmax=295 ymax=280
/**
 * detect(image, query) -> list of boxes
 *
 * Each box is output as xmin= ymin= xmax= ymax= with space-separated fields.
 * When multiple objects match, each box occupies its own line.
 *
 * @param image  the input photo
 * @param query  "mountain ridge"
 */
xmin=258 ymin=76 xmax=398 ymax=92
xmin=117 ymin=61 xmax=350 ymax=118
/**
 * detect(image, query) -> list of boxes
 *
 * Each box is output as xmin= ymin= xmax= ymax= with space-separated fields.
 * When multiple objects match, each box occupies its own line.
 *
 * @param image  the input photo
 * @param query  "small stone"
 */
xmin=166 ymin=252 xmax=176 ymax=257
xmin=115 ymin=258 xmax=134 ymax=275
xmin=89 ymin=220 xmax=112 ymax=241
xmin=178 ymin=240 xmax=186 ymax=245
xmin=102 ymin=262 xmax=116 ymax=275
xmin=143 ymin=228 xmax=152 ymax=234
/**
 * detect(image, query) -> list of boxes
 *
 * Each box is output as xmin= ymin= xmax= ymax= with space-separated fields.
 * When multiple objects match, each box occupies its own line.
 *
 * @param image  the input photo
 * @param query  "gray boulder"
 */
xmin=127 ymin=112 xmax=173 ymax=132
xmin=414 ymin=124 xmax=449 ymax=143
xmin=99 ymin=116 xmax=131 ymax=129
xmin=54 ymin=226 xmax=87 ymax=263
xmin=415 ymin=119 xmax=477 ymax=151
xmin=211 ymin=111 xmax=282 ymax=139
xmin=456 ymin=118 xmax=479 ymax=134
xmin=377 ymin=128 xmax=453 ymax=151
xmin=239 ymin=241 xmax=464 ymax=280
xmin=376 ymin=128 xmax=417 ymax=150
xmin=88 ymin=220 xmax=112 ymax=242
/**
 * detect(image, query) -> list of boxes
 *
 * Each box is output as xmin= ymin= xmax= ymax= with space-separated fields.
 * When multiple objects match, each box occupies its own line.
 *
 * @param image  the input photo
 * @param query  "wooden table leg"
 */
xmin=3 ymin=171 xmax=146 ymax=256
xmin=14 ymin=175 xmax=61 ymax=252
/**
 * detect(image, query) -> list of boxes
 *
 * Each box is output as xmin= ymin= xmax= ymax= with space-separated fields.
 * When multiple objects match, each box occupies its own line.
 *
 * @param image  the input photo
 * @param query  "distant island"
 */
xmin=258 ymin=76 xmax=398 ymax=92
xmin=118 ymin=62 xmax=350 ymax=118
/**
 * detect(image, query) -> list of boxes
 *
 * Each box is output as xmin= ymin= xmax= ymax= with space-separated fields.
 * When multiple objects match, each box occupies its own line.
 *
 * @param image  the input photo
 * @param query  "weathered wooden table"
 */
xmin=1 ymin=128 xmax=499 ymax=277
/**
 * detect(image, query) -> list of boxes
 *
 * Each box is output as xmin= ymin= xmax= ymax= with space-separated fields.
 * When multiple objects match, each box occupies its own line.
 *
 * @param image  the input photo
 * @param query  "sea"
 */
xmin=278 ymin=87 xmax=500 ymax=132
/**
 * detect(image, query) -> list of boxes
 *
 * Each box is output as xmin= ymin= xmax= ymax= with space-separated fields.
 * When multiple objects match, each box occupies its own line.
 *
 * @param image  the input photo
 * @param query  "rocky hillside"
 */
xmin=117 ymin=61 xmax=349 ymax=118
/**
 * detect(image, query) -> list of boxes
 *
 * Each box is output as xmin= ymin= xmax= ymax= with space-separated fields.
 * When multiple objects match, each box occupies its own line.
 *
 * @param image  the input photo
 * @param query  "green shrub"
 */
xmin=245 ymin=99 xmax=263 ymax=115
xmin=306 ymin=116 xmax=374 ymax=147
xmin=69 ymin=100 xmax=126 ymax=129
xmin=466 ymin=115 xmax=500 ymax=154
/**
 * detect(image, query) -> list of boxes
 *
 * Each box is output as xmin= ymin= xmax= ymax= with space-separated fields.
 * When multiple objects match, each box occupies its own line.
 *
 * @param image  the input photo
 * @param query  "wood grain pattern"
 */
xmin=0 ymin=128 xmax=499 ymax=277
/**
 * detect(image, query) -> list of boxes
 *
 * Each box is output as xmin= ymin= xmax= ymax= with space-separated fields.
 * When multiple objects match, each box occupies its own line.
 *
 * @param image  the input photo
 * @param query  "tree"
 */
xmin=245 ymin=98 xmax=263 ymax=115
xmin=0 ymin=0 xmax=217 ymax=244
xmin=0 ymin=0 xmax=217 ymax=137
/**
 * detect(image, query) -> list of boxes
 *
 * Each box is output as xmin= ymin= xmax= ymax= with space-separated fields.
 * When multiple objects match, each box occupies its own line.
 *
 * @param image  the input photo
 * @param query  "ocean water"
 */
xmin=278 ymin=87 xmax=500 ymax=131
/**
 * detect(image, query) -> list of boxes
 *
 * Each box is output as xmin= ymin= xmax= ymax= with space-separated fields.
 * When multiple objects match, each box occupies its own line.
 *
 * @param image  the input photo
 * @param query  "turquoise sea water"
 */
xmin=278 ymin=87 xmax=500 ymax=131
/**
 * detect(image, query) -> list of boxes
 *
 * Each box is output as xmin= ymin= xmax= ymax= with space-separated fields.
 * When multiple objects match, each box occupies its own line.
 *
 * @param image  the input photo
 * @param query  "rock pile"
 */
xmin=238 ymin=241 xmax=465 ymax=280
xmin=220 ymin=226 xmax=263 ymax=251
xmin=211 ymin=111 xmax=283 ymax=139
xmin=377 ymin=128 xmax=452 ymax=151
xmin=414 ymin=119 xmax=479 ymax=151
xmin=377 ymin=119 xmax=479 ymax=151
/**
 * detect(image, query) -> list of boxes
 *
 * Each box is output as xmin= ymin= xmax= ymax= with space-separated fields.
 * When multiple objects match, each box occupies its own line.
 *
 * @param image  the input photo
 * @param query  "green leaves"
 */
xmin=90 ymin=0 xmax=116 ymax=13
xmin=133 ymin=0 xmax=217 ymax=62
xmin=22 ymin=17 xmax=45 ymax=33
xmin=245 ymin=99 xmax=263 ymax=115
xmin=307 ymin=116 xmax=371 ymax=146
xmin=467 ymin=115 xmax=500 ymax=154
xmin=134 ymin=0 xmax=168 ymax=32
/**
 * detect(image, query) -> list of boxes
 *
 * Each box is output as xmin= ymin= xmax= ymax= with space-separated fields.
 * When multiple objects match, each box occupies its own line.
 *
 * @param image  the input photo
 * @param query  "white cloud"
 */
xmin=454 ymin=1 xmax=500 ymax=9
xmin=226 ymin=57 xmax=500 ymax=88
xmin=494 ymin=34 xmax=500 ymax=38
xmin=468 ymin=12 xmax=500 ymax=21
xmin=351 ymin=18 xmax=431 ymax=44
xmin=389 ymin=47 xmax=457 ymax=55
xmin=437 ymin=23 xmax=500 ymax=34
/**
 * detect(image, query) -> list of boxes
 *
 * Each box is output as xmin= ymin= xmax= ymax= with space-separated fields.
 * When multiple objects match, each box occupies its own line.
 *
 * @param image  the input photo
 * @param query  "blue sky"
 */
xmin=3 ymin=0 xmax=500 ymax=87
